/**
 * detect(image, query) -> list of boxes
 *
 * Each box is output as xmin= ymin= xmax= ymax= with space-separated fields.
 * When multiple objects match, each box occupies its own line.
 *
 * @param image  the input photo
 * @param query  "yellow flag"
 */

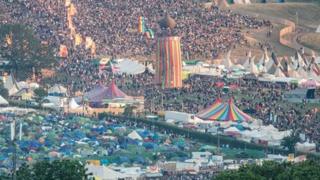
xmin=65 ymin=0 xmax=71 ymax=7
xmin=68 ymin=3 xmax=77 ymax=16
xmin=91 ymin=42 xmax=96 ymax=56
xmin=85 ymin=36 xmax=93 ymax=49
xmin=5 ymin=33 xmax=12 ymax=46
xmin=74 ymin=34 xmax=82 ymax=46
xmin=182 ymin=71 xmax=190 ymax=80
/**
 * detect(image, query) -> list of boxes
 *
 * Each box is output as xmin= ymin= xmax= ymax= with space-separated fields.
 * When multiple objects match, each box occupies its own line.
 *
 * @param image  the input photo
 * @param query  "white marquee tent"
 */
xmin=114 ymin=59 xmax=146 ymax=75
xmin=0 ymin=95 xmax=9 ymax=106
xmin=316 ymin=25 xmax=320 ymax=33
xmin=222 ymin=50 xmax=234 ymax=69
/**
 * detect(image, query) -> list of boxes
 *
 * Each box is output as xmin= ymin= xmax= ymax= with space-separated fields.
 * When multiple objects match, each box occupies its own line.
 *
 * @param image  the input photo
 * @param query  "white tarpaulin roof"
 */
xmin=48 ymin=84 xmax=67 ymax=94
xmin=295 ymin=142 xmax=316 ymax=153
xmin=86 ymin=164 xmax=126 ymax=180
xmin=44 ymin=96 xmax=65 ymax=107
xmin=0 ymin=95 xmax=9 ymax=105
xmin=114 ymin=59 xmax=146 ymax=75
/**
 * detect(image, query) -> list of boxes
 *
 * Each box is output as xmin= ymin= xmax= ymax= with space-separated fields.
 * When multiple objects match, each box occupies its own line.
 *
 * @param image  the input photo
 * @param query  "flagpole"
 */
xmin=11 ymin=117 xmax=17 ymax=180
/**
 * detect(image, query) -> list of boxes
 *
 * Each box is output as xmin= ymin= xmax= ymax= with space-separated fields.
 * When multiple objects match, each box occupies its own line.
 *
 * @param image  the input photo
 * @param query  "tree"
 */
xmin=123 ymin=105 xmax=134 ymax=117
xmin=281 ymin=133 xmax=300 ymax=153
xmin=33 ymin=87 xmax=48 ymax=101
xmin=0 ymin=81 xmax=8 ymax=98
xmin=0 ymin=24 xmax=56 ymax=80
xmin=215 ymin=160 xmax=320 ymax=180
xmin=16 ymin=160 xmax=90 ymax=180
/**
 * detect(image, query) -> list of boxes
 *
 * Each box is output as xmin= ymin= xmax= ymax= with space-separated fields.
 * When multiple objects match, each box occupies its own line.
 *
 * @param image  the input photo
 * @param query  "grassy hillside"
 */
xmin=230 ymin=3 xmax=320 ymax=29
xmin=298 ymin=33 xmax=320 ymax=51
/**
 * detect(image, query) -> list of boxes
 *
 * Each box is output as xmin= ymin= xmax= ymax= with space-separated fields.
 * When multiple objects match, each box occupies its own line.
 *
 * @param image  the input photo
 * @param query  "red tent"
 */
xmin=85 ymin=80 xmax=130 ymax=103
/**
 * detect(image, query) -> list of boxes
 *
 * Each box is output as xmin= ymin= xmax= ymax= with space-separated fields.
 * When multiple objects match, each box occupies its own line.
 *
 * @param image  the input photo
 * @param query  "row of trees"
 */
xmin=0 ymin=24 xmax=56 ymax=80
xmin=13 ymin=160 xmax=90 ymax=180
xmin=215 ymin=160 xmax=320 ymax=180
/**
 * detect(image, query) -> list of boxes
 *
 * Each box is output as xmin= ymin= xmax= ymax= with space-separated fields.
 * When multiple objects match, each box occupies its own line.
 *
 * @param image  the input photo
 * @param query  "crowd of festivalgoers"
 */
xmin=1 ymin=0 xmax=270 ymax=59
xmin=1 ymin=0 xmax=319 ymax=147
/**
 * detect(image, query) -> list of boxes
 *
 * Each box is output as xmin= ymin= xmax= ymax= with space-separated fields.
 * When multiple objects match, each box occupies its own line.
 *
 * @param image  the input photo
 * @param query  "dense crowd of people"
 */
xmin=1 ymin=0 xmax=270 ymax=60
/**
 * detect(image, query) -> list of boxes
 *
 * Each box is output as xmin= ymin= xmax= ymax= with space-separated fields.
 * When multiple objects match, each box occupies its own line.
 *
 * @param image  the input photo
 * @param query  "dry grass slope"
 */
xmin=299 ymin=33 xmax=320 ymax=51
xmin=230 ymin=3 xmax=320 ymax=29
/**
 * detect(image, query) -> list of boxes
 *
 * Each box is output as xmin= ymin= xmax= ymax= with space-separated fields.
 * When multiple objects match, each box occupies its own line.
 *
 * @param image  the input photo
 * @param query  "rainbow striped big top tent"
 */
xmin=196 ymin=98 xmax=253 ymax=122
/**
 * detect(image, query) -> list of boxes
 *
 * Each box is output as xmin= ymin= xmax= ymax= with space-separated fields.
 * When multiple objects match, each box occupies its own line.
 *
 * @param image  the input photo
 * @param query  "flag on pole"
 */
xmin=19 ymin=122 xmax=22 ymax=141
xmin=110 ymin=62 xmax=120 ymax=74
xmin=10 ymin=121 xmax=15 ymax=141
xmin=59 ymin=45 xmax=68 ymax=57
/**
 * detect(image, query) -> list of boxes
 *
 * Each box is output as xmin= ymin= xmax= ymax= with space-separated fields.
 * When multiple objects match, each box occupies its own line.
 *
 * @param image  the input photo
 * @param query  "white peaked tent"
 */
xmin=128 ymin=131 xmax=143 ymax=141
xmin=259 ymin=49 xmax=273 ymax=73
xmin=316 ymin=25 xmax=320 ymax=33
xmin=247 ymin=51 xmax=252 ymax=59
xmin=146 ymin=64 xmax=155 ymax=74
xmin=297 ymin=67 xmax=308 ymax=79
xmin=222 ymin=50 xmax=234 ymax=69
xmin=288 ymin=69 xmax=301 ymax=78
xmin=2 ymin=74 xmax=20 ymax=96
xmin=290 ymin=57 xmax=299 ymax=70
xmin=296 ymin=52 xmax=306 ymax=68
xmin=0 ymin=95 xmax=9 ymax=106
xmin=248 ymin=58 xmax=259 ymax=75
xmin=233 ymin=0 xmax=244 ymax=4
xmin=216 ymin=0 xmax=229 ymax=8
xmin=274 ymin=66 xmax=286 ymax=77
xmin=243 ymin=51 xmax=252 ymax=69
xmin=69 ymin=98 xmax=80 ymax=109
